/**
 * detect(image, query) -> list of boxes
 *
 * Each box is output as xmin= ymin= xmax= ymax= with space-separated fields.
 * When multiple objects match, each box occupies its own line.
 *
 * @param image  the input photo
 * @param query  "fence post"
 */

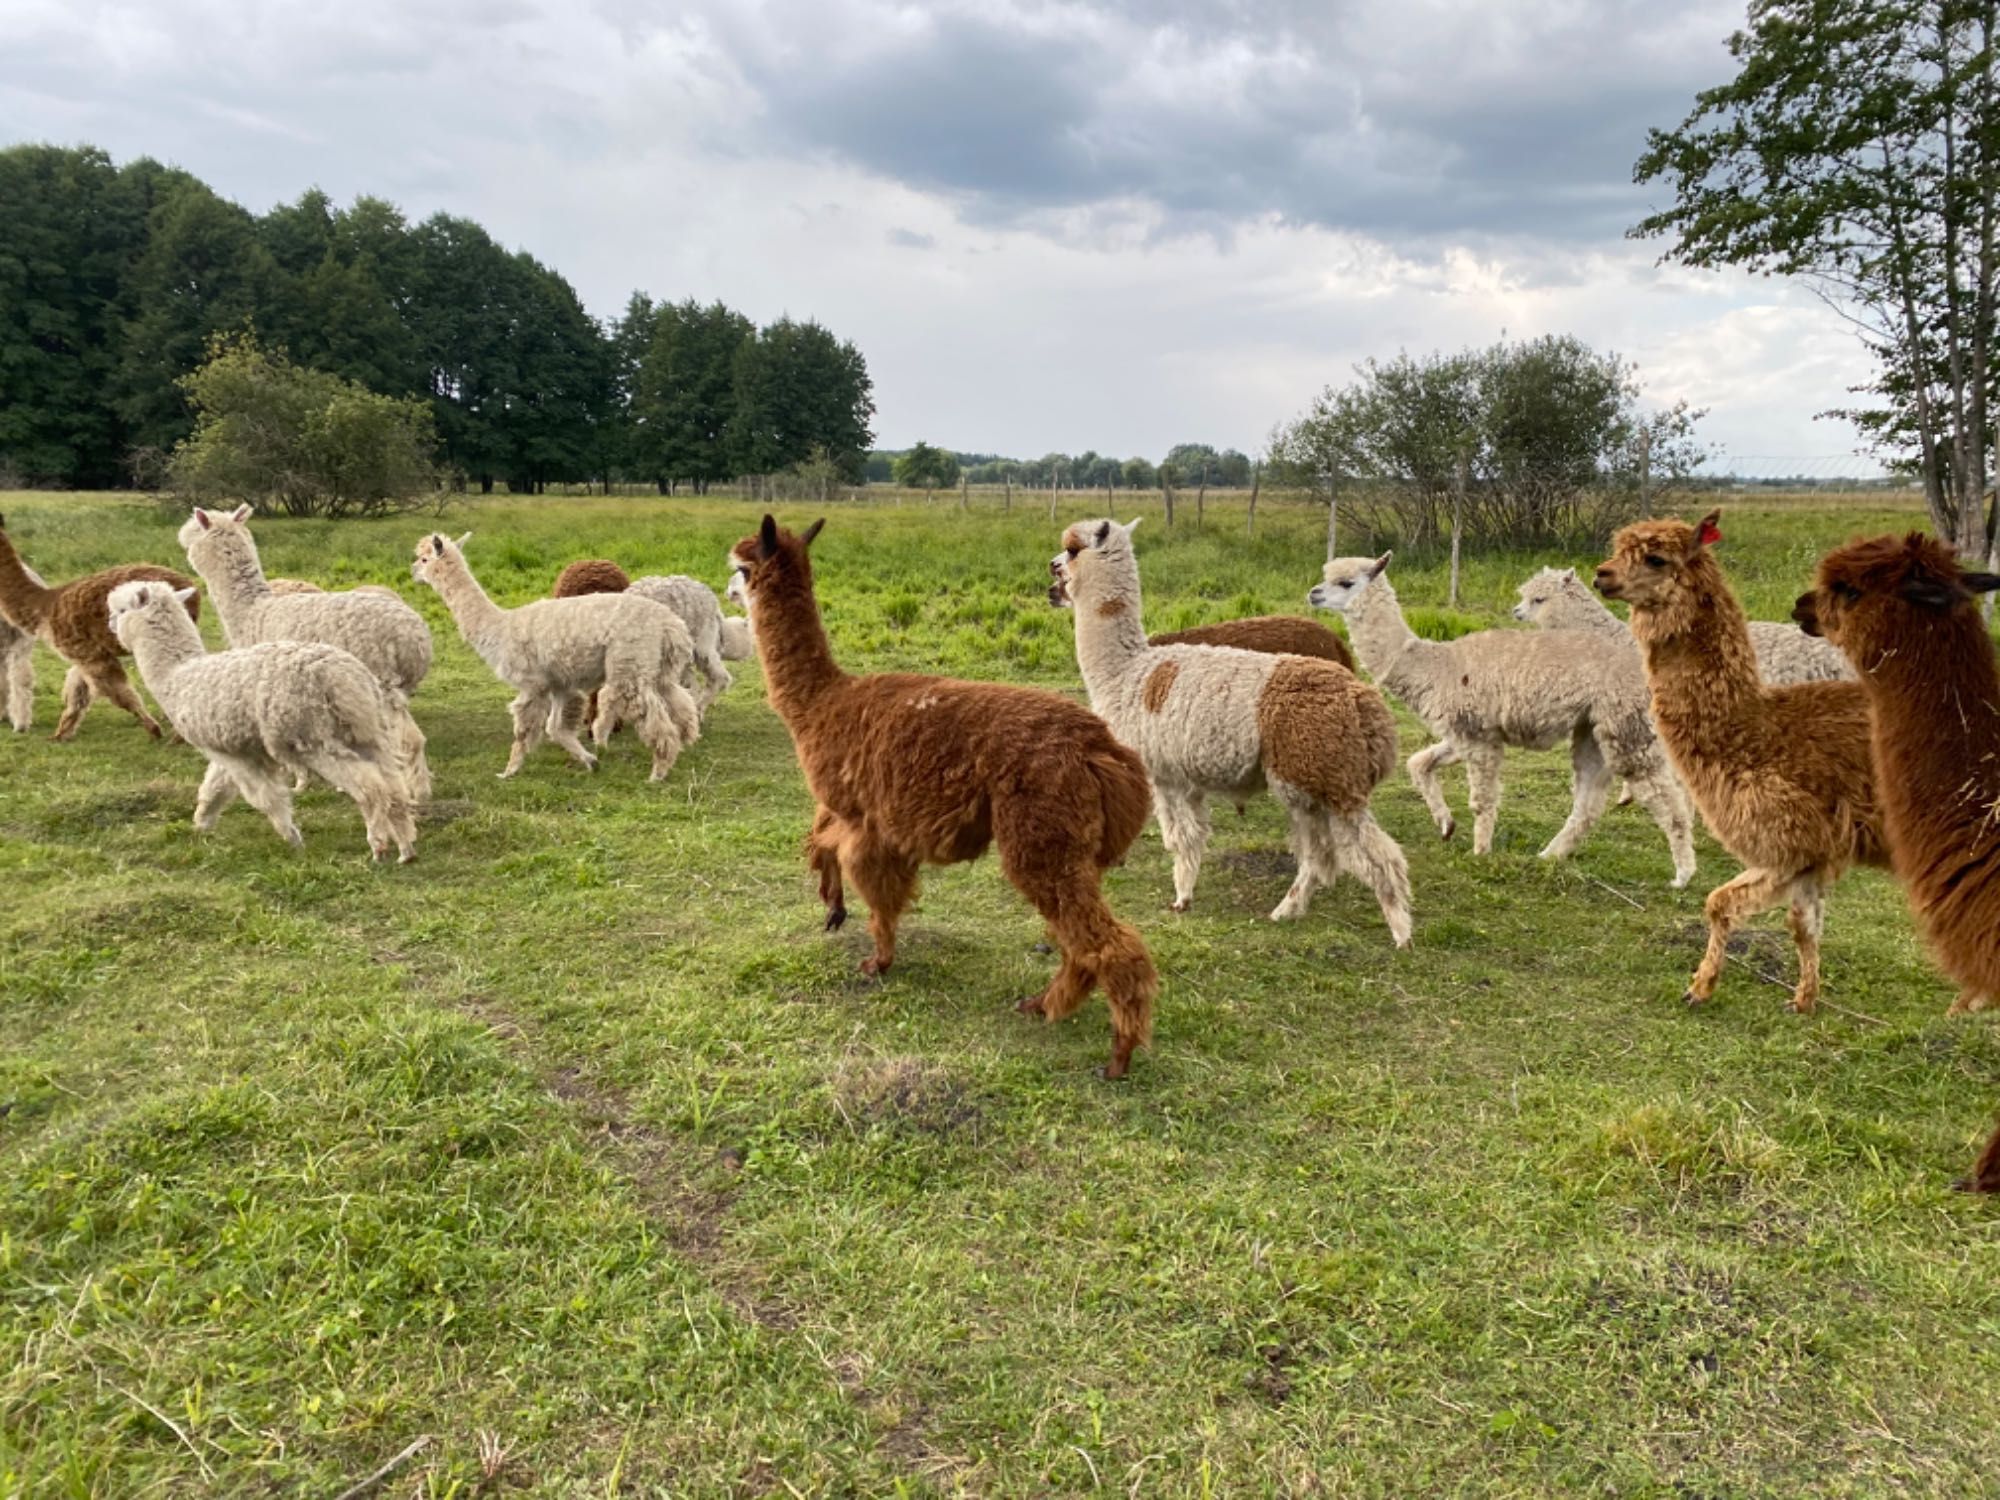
xmin=1323 ymin=467 xmax=1339 ymax=562
xmin=1450 ymin=442 xmax=1469 ymax=609
xmin=959 ymin=473 xmax=968 ymax=512
xmin=1048 ymin=467 xmax=1059 ymax=522
xmin=1638 ymin=428 xmax=1652 ymax=519
xmin=1005 ymin=470 xmax=1012 ymax=512
xmin=1196 ymin=464 xmax=1207 ymax=529
xmin=1247 ymin=462 xmax=1260 ymax=538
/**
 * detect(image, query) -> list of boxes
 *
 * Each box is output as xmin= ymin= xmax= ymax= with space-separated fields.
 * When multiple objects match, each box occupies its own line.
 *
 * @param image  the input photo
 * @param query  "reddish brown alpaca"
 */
xmin=1794 ymin=533 xmax=2000 ymax=1191
xmin=734 ymin=515 xmax=1159 ymax=1077
xmin=0 ymin=515 xmax=199 ymax=740
xmin=1148 ymin=615 xmax=1356 ymax=672
xmin=1595 ymin=509 xmax=1887 ymax=1014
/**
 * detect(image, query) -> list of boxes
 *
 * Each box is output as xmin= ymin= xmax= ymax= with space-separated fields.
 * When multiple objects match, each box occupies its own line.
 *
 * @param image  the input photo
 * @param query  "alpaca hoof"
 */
xmin=1671 ymin=873 xmax=1693 ymax=890
xmin=1681 ymin=988 xmax=1708 ymax=1008
xmin=398 ymin=850 xmax=417 ymax=865
xmin=859 ymin=955 xmax=890 ymax=979
xmin=1786 ymin=997 xmax=1816 ymax=1015
xmin=1016 ymin=994 xmax=1046 ymax=1017
xmin=824 ymin=903 xmax=847 ymax=933
xmin=1439 ymin=818 xmax=1455 ymax=841
xmin=1951 ymin=1174 xmax=1997 ymax=1194
xmin=1169 ymin=897 xmax=1191 ymax=914
xmin=1393 ymin=935 xmax=1413 ymax=952
xmin=1269 ymin=904 xmax=1303 ymax=923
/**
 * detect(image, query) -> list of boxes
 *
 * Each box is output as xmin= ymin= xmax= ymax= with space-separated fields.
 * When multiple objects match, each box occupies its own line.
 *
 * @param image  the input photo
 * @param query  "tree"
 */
xmin=726 ymin=317 xmax=875 ymax=482
xmin=1268 ymin=335 xmax=1704 ymax=548
xmin=1121 ymin=456 xmax=1158 ymax=489
xmin=892 ymin=440 xmax=959 ymax=500
xmin=634 ymin=299 xmax=754 ymax=492
xmin=169 ymin=334 xmax=437 ymax=517
xmin=1162 ymin=442 xmax=1222 ymax=486
xmin=1634 ymin=0 xmax=1999 ymax=560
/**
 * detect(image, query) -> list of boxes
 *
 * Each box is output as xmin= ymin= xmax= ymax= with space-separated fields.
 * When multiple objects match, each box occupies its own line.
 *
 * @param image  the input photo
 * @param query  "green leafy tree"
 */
xmin=257 ymin=191 xmax=422 ymax=398
xmin=1161 ymin=442 xmax=1222 ymax=486
xmin=169 ymin=334 xmax=437 ymax=516
xmin=634 ymin=299 xmax=754 ymax=492
xmin=1121 ymin=456 xmax=1157 ymax=489
xmin=1634 ymin=0 xmax=1999 ymax=558
xmin=891 ymin=440 xmax=960 ymax=499
xmin=726 ymin=317 xmax=875 ymax=482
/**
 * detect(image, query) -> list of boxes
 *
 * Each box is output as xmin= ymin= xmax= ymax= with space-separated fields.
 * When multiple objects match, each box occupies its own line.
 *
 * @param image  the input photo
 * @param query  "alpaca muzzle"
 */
xmin=1592 ymin=566 xmax=1622 ymax=599
xmin=1791 ymin=592 xmax=1822 ymax=636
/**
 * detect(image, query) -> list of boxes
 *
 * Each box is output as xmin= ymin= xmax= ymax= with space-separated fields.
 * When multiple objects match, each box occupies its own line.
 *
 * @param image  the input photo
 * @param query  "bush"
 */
xmin=168 ymin=335 xmax=439 ymax=518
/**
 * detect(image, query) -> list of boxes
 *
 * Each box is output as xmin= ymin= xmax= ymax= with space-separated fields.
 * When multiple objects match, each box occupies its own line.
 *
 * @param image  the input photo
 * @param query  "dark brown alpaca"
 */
xmin=0 ymin=514 xmax=199 ymax=740
xmin=1148 ymin=615 xmax=1356 ymax=671
xmin=1794 ymin=532 xmax=2000 ymax=1192
xmin=734 ymin=515 xmax=1159 ymax=1077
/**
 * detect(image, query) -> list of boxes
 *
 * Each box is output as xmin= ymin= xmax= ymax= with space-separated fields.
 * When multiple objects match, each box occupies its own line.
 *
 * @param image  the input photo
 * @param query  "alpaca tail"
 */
xmin=719 ymin=616 xmax=755 ymax=660
xmin=1085 ymin=740 xmax=1152 ymax=869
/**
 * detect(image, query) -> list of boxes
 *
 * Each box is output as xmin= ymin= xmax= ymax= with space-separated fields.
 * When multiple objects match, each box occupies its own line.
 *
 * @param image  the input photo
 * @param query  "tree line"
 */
xmin=0 ymin=145 xmax=874 ymax=494
xmin=870 ymin=443 xmax=1257 ymax=492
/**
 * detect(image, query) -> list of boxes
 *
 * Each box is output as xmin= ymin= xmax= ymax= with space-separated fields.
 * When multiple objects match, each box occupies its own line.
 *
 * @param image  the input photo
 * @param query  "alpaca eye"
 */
xmin=1833 ymin=581 xmax=1861 ymax=602
xmin=1644 ymin=553 xmax=1667 ymax=568
xmin=1064 ymin=545 xmax=1080 ymax=558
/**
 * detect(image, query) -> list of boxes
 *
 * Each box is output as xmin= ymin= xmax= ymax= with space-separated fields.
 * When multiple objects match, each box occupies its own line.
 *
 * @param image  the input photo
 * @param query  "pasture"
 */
xmin=3 ymin=489 xmax=1998 ymax=1497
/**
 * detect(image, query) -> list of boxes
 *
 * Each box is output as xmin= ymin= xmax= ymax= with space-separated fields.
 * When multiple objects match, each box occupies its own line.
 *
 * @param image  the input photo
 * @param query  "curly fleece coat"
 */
xmin=552 ymin=560 xmax=734 ymax=709
xmin=1148 ymin=615 xmax=1356 ymax=672
xmin=1312 ymin=553 xmax=1696 ymax=887
xmin=734 ymin=514 xmax=1159 ymax=1079
xmin=1595 ymin=510 xmax=1888 ymax=1015
xmin=0 ymin=514 xmax=198 ymax=739
xmin=1054 ymin=518 xmax=1411 ymax=942
xmin=109 ymin=581 xmax=418 ymax=862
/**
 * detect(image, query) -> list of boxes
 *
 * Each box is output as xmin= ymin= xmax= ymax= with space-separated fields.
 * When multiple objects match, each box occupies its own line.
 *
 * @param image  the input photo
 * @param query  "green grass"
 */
xmin=3 ymin=489 xmax=1998 ymax=1497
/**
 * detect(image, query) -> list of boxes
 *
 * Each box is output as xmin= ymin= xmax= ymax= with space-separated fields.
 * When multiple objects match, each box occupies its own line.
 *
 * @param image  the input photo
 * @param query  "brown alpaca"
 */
xmin=1793 ymin=533 xmax=2000 ymax=1191
xmin=1595 ymin=508 xmax=1887 ymax=1014
xmin=1147 ymin=615 xmax=1356 ymax=672
xmin=0 ymin=514 xmax=200 ymax=740
xmin=734 ymin=515 xmax=1160 ymax=1078
xmin=552 ymin=559 xmax=632 ymax=598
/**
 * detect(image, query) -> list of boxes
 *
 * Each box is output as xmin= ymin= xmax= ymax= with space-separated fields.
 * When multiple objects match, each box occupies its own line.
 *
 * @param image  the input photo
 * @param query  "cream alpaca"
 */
xmin=2 ymin=561 xmax=40 ymax=732
xmin=1312 ymin=554 xmax=1696 ymax=887
xmin=179 ymin=506 xmax=433 ymax=799
xmin=411 ymin=532 xmax=701 ymax=780
xmin=628 ymin=574 xmax=734 ymax=709
xmin=107 ymin=581 xmax=418 ymax=861
xmin=1513 ymin=566 xmax=1853 ymax=684
xmin=1054 ymin=518 xmax=1413 ymax=940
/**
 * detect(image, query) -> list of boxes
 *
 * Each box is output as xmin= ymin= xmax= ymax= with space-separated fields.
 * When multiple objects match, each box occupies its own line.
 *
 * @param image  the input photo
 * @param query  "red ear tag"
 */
xmin=1696 ymin=519 xmax=1722 ymax=546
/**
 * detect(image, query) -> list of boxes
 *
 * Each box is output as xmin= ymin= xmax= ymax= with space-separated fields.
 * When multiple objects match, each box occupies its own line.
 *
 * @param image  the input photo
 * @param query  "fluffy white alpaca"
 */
xmin=1053 ymin=518 xmax=1413 ymax=939
xmin=722 ymin=567 xmax=756 ymax=659
xmin=179 ymin=506 xmax=433 ymax=799
xmin=108 ymin=581 xmax=418 ymax=861
xmin=411 ymin=531 xmax=702 ymax=780
xmin=1512 ymin=565 xmax=1853 ymax=684
xmin=1312 ymin=554 xmax=1697 ymax=887
xmin=2 ymin=560 xmax=40 ymax=732
xmin=628 ymin=574 xmax=733 ymax=708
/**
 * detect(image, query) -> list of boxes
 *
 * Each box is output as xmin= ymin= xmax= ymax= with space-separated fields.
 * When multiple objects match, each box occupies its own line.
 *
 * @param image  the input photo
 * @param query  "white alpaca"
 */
xmin=107 ymin=581 xmax=418 ymax=861
xmin=178 ymin=506 xmax=433 ymax=799
xmin=722 ymin=567 xmax=756 ymax=659
xmin=1312 ymin=554 xmax=1696 ymax=887
xmin=411 ymin=531 xmax=702 ymax=780
xmin=628 ymin=574 xmax=733 ymax=708
xmin=1512 ymin=565 xmax=1854 ymax=684
xmin=2 ymin=561 xmax=40 ymax=732
xmin=1053 ymin=518 xmax=1413 ymax=940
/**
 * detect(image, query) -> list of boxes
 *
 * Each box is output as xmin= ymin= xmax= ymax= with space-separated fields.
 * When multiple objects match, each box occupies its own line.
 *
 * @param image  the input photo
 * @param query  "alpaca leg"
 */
xmin=697 ymin=647 xmax=732 ymax=708
xmin=229 ymin=759 xmax=303 ymax=847
xmin=807 ymin=807 xmax=849 ymax=931
xmin=1947 ymin=987 xmax=1997 ymax=1016
xmin=1269 ymin=792 xmax=1327 ymax=921
xmin=193 ymin=761 xmax=240 ymax=830
xmin=54 ymin=665 xmax=92 ymax=740
xmin=1406 ymin=740 xmax=1461 ymax=840
xmin=1684 ymin=866 xmax=1791 ymax=1006
xmin=839 ymin=830 xmax=919 ymax=977
xmin=1332 ymin=809 xmax=1415 ymax=950
xmin=4 ymin=640 xmax=32 ymax=732
xmin=540 ymin=695 xmax=598 ymax=770
xmin=635 ymin=690 xmax=688 ymax=782
xmin=1464 ymin=742 xmax=1505 ymax=855
xmin=1153 ymin=785 xmax=1210 ymax=913
xmin=85 ymin=662 xmax=165 ymax=738
xmin=308 ymin=748 xmax=418 ymax=863
xmin=661 ymin=678 xmax=702 ymax=745
xmin=1783 ymin=873 xmax=1826 ymax=1015
xmin=1624 ymin=767 xmax=1698 ymax=889
xmin=398 ymin=712 xmax=432 ymax=804
xmin=500 ymin=693 xmax=549 ymax=778
xmin=1538 ymin=730 xmax=1611 ymax=863
xmin=1957 ymin=1118 xmax=2000 ymax=1193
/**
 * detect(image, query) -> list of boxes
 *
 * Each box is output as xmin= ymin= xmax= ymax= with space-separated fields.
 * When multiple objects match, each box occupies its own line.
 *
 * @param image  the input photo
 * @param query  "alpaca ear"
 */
xmin=1122 ymin=517 xmax=1143 ymax=536
xmin=194 ymin=509 xmax=213 ymax=531
xmin=758 ymin=514 xmax=781 ymax=560
xmin=1369 ymin=552 xmax=1393 ymax=578
xmin=454 ymin=532 xmax=473 ymax=550
xmin=1692 ymin=509 xmax=1723 ymax=550
xmin=1559 ymin=567 xmax=1576 ymax=580
xmin=1964 ymin=572 xmax=2000 ymax=594
xmin=132 ymin=585 xmax=150 ymax=607
xmin=230 ymin=503 xmax=252 ymax=523
xmin=173 ymin=587 xmax=196 ymax=607
xmin=1899 ymin=571 xmax=1959 ymax=610
xmin=1093 ymin=520 xmax=1112 ymax=547
xmin=801 ymin=518 xmax=825 ymax=548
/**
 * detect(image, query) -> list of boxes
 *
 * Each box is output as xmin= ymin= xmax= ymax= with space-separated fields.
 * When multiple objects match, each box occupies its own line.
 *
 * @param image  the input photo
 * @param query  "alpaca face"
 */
xmin=1047 ymin=517 xmax=1140 ymax=609
xmin=729 ymin=515 xmax=825 ymax=613
xmin=1308 ymin=554 xmax=1392 ymax=614
xmin=1594 ymin=511 xmax=1718 ymax=611
xmin=411 ymin=531 xmax=470 ymax=585
xmin=177 ymin=504 xmax=254 ymax=551
xmin=106 ymin=581 xmax=196 ymax=646
xmin=1510 ymin=567 xmax=1576 ymax=623
xmin=1794 ymin=531 xmax=2000 ymax=650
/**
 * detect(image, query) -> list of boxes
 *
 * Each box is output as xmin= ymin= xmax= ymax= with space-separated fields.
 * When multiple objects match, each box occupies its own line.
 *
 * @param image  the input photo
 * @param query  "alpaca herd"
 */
xmin=3 ymin=502 xmax=1997 ymax=1188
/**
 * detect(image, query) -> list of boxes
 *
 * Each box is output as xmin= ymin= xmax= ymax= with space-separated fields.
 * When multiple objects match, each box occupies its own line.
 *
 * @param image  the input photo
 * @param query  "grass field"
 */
xmin=3 ymin=488 xmax=1998 ymax=1498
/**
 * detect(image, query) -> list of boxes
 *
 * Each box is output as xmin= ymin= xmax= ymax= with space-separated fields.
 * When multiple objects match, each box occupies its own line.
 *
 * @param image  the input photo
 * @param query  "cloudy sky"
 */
xmin=2 ymin=0 xmax=1878 ymax=469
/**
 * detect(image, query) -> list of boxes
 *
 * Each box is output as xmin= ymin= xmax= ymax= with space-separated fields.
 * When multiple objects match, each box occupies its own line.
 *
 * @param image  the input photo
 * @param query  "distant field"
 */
xmin=5 ymin=487 xmax=1998 ymax=1498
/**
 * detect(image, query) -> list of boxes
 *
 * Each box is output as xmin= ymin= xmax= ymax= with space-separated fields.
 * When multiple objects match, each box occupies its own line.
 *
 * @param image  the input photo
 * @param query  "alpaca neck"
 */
xmin=0 ymin=532 xmax=53 ymax=631
xmin=1861 ymin=616 xmax=2000 ymax=751
xmin=431 ymin=559 xmax=509 ymax=663
xmin=125 ymin=616 xmax=204 ymax=694
xmin=754 ymin=568 xmax=843 ymax=717
xmin=1071 ymin=568 xmax=1151 ymax=709
xmin=195 ymin=534 xmax=271 ymax=634
xmin=1631 ymin=584 xmax=1761 ymax=745
xmin=1342 ymin=578 xmax=1429 ymax=690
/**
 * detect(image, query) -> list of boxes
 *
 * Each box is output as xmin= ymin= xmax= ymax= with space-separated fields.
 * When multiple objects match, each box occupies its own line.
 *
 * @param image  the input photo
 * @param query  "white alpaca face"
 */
xmin=726 ymin=552 xmax=751 ymax=612
xmin=1048 ymin=517 xmax=1139 ymax=608
xmin=411 ymin=531 xmax=466 ymax=585
xmin=178 ymin=504 xmax=253 ymax=550
xmin=1309 ymin=554 xmax=1391 ymax=614
xmin=1511 ymin=568 xmax=1572 ymax=623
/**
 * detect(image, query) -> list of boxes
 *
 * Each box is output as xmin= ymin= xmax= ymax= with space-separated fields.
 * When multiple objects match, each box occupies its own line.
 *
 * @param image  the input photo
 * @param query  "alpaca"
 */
xmin=1148 ymin=614 xmax=1356 ymax=672
xmin=1514 ymin=566 xmax=1852 ymax=684
xmin=733 ymin=515 xmax=1158 ymax=1078
xmin=1054 ymin=519 xmax=1412 ymax=940
xmin=414 ymin=532 xmax=701 ymax=780
xmin=1792 ymin=534 xmax=2000 ymax=1023
xmin=551 ymin=560 xmax=733 ymax=714
xmin=179 ymin=506 xmax=433 ymax=799
xmin=1310 ymin=554 xmax=1696 ymax=887
xmin=0 ymin=514 xmax=198 ymax=739
xmin=2 ymin=563 xmax=39 ymax=732
xmin=268 ymin=578 xmax=401 ymax=599
xmin=552 ymin=559 xmax=630 ymax=597
xmin=108 ymin=581 xmax=418 ymax=861
xmin=719 ymin=615 xmax=755 ymax=661
xmin=1594 ymin=509 xmax=1888 ymax=1014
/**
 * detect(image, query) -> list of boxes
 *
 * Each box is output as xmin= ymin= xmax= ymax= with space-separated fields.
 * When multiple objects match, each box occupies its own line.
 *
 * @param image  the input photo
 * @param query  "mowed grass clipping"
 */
xmin=2 ymin=488 xmax=1999 ymax=1498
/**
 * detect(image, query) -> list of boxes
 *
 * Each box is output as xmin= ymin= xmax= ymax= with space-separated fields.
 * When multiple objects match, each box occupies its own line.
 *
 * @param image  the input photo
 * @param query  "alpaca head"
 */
xmin=1511 ymin=566 xmax=1580 ymax=623
xmin=729 ymin=515 xmax=825 ymax=622
xmin=411 ymin=531 xmax=474 ymax=587
xmin=1594 ymin=510 xmax=1723 ymax=617
xmin=1308 ymin=554 xmax=1393 ymax=615
xmin=1792 ymin=531 xmax=2000 ymax=652
xmin=106 ymin=580 xmax=198 ymax=648
xmin=1047 ymin=517 xmax=1141 ymax=609
xmin=177 ymin=503 xmax=255 ymax=553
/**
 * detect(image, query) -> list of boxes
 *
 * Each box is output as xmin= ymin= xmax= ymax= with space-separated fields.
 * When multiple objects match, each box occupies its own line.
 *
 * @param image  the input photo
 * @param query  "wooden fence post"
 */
xmin=1323 ymin=468 xmax=1339 ymax=562
xmin=1196 ymin=464 xmax=1207 ymax=529
xmin=1005 ymin=471 xmax=1012 ymax=511
xmin=1163 ymin=471 xmax=1176 ymax=527
xmin=1449 ymin=443 xmax=1469 ymax=609
xmin=1247 ymin=463 xmax=1260 ymax=538
xmin=959 ymin=474 xmax=968 ymax=512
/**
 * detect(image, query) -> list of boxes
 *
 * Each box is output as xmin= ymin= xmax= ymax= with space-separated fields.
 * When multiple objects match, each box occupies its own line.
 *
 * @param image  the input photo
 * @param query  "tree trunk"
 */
xmin=1323 ymin=471 xmax=1339 ymax=562
xmin=1637 ymin=428 xmax=1652 ymax=518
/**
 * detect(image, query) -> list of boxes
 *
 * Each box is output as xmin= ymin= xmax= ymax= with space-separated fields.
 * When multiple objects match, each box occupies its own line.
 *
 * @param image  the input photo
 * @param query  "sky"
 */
xmin=0 ymin=0 xmax=1883 ymax=471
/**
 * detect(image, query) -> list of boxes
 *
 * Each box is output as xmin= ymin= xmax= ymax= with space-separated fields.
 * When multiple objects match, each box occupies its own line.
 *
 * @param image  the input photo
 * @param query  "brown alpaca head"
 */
xmin=730 ymin=514 xmax=825 ymax=618
xmin=1595 ymin=509 xmax=1724 ymax=623
xmin=1792 ymin=532 xmax=2000 ymax=654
